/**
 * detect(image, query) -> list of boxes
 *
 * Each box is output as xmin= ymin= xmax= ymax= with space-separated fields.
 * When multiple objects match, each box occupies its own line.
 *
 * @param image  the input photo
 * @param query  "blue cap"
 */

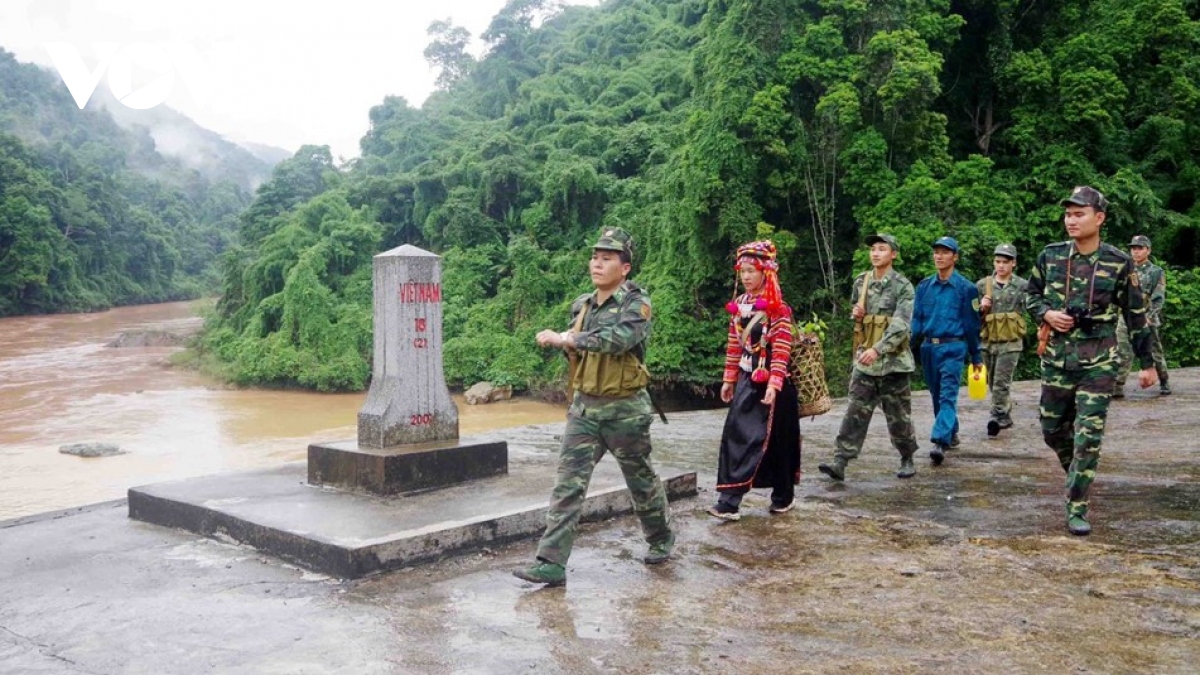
xmin=931 ymin=236 xmax=959 ymax=253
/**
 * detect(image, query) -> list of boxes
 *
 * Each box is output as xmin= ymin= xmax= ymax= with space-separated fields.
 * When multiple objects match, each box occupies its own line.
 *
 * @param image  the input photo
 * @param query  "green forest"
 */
xmin=8 ymin=0 xmax=1200 ymax=397
xmin=0 ymin=49 xmax=267 ymax=315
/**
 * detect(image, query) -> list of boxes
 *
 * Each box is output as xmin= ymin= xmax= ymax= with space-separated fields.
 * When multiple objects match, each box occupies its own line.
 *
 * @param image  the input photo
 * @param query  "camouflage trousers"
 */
xmin=535 ymin=412 xmax=672 ymax=566
xmin=1115 ymin=315 xmax=1168 ymax=388
xmin=984 ymin=342 xmax=1022 ymax=420
xmin=833 ymin=370 xmax=919 ymax=462
xmin=1039 ymin=362 xmax=1117 ymax=517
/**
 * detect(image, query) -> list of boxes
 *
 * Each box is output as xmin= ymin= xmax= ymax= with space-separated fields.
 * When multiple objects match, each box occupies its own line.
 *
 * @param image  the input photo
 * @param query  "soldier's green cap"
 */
xmin=592 ymin=227 xmax=634 ymax=257
xmin=864 ymin=233 xmax=899 ymax=251
xmin=1061 ymin=185 xmax=1109 ymax=212
xmin=1129 ymin=235 xmax=1151 ymax=248
xmin=993 ymin=243 xmax=1017 ymax=259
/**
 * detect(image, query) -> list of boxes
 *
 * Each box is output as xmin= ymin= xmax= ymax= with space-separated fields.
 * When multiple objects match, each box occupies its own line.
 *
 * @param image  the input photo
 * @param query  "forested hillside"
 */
xmin=0 ymin=48 xmax=267 ymax=316
xmin=203 ymin=0 xmax=1200 ymax=394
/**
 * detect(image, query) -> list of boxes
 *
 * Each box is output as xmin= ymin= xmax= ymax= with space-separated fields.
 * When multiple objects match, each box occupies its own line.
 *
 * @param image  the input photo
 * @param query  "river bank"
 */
xmin=0 ymin=301 xmax=564 ymax=520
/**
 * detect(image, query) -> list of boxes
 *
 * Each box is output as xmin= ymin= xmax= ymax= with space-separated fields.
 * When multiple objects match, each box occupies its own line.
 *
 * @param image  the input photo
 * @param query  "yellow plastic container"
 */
xmin=968 ymin=363 xmax=988 ymax=400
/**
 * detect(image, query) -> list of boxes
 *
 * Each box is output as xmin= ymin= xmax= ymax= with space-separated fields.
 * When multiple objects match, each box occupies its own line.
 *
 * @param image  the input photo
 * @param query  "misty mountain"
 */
xmin=236 ymin=140 xmax=293 ymax=167
xmin=0 ymin=47 xmax=253 ymax=315
xmin=88 ymin=86 xmax=284 ymax=193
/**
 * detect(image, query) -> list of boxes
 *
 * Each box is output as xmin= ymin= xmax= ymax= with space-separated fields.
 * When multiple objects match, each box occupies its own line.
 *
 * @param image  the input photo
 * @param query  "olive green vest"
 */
xmin=568 ymin=295 xmax=651 ymax=398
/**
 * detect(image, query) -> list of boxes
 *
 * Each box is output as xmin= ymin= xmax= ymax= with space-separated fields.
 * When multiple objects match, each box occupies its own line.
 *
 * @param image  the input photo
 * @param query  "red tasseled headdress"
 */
xmin=727 ymin=240 xmax=785 ymax=319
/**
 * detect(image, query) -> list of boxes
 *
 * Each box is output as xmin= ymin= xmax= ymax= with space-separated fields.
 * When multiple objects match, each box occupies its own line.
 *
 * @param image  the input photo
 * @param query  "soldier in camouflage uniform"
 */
xmin=1026 ymin=186 xmax=1158 ymax=536
xmin=977 ymin=244 xmax=1028 ymax=437
xmin=1114 ymin=235 xmax=1170 ymax=397
xmin=514 ymin=227 xmax=674 ymax=586
xmin=818 ymin=233 xmax=921 ymax=481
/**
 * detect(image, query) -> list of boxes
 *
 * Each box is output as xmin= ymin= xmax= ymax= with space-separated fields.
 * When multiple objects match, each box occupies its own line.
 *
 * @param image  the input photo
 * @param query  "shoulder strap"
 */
xmin=986 ymin=275 xmax=993 ymax=299
xmin=857 ymin=272 xmax=870 ymax=309
xmin=572 ymin=297 xmax=590 ymax=332
xmin=565 ymin=297 xmax=592 ymax=402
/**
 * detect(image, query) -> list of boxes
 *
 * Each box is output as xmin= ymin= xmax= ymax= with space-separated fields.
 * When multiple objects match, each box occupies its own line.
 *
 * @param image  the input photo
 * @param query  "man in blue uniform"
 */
xmin=911 ymin=236 xmax=983 ymax=465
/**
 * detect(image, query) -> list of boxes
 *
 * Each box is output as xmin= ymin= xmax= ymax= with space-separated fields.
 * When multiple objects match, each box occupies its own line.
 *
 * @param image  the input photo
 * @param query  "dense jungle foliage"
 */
xmin=200 ymin=0 xmax=1200 ymax=394
xmin=0 ymin=49 xmax=265 ymax=315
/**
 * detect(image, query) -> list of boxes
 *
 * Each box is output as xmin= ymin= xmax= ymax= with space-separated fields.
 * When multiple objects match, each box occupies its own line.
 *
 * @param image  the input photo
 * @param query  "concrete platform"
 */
xmin=128 ymin=460 xmax=696 ymax=579
xmin=307 ymin=437 xmax=509 ymax=494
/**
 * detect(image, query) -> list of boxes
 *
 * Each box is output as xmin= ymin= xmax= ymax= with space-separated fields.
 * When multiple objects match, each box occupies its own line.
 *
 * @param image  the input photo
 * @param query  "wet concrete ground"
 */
xmin=2 ymin=370 xmax=1198 ymax=673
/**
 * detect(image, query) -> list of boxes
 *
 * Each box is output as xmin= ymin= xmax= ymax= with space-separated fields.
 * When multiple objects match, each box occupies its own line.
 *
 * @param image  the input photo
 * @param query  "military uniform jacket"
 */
xmin=1135 ymin=261 xmax=1166 ymax=327
xmin=1026 ymin=241 xmax=1154 ymax=370
xmin=567 ymin=281 xmax=654 ymax=420
xmin=850 ymin=268 xmax=915 ymax=376
xmin=975 ymin=274 xmax=1028 ymax=353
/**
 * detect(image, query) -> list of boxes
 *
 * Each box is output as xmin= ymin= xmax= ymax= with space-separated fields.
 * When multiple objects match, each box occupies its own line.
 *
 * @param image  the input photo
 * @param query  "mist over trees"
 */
xmin=0 ymin=48 xmax=276 ymax=316
xmin=192 ymin=0 xmax=1200 ymax=391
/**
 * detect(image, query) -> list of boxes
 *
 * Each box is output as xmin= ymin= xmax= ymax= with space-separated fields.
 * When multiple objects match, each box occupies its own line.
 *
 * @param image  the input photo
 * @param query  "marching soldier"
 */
xmin=1026 ymin=186 xmax=1157 ymax=536
xmin=977 ymin=244 xmax=1028 ymax=436
xmin=1114 ymin=235 xmax=1170 ymax=397
xmin=818 ymin=233 xmax=921 ymax=481
xmin=514 ymin=227 xmax=674 ymax=586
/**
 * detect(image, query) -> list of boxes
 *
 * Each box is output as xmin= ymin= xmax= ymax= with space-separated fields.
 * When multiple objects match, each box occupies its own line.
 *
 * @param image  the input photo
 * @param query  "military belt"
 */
xmin=925 ymin=336 xmax=964 ymax=345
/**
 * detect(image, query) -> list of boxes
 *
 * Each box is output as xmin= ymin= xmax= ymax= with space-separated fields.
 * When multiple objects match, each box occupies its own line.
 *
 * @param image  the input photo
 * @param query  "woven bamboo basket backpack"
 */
xmin=790 ymin=331 xmax=831 ymax=417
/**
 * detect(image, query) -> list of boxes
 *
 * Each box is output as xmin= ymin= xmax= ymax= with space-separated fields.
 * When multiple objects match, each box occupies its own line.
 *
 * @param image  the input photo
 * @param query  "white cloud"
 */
xmin=0 ymin=0 xmax=600 ymax=161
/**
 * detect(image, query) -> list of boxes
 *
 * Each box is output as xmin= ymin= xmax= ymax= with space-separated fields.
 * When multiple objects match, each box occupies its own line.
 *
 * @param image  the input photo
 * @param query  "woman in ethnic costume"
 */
xmin=708 ymin=240 xmax=802 ymax=521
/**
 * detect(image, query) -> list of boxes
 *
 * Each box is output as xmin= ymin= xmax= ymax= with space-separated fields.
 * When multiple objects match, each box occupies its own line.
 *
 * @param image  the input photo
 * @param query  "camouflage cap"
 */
xmin=592 ymin=227 xmax=634 ymax=257
xmin=1129 ymin=235 xmax=1151 ymax=248
xmin=993 ymin=243 xmax=1017 ymax=259
xmin=1061 ymin=185 xmax=1109 ymax=212
xmin=863 ymin=233 xmax=899 ymax=251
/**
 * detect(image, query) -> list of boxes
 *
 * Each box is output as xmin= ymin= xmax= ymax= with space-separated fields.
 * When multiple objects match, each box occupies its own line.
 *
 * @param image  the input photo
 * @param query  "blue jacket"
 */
xmin=912 ymin=270 xmax=983 ymax=365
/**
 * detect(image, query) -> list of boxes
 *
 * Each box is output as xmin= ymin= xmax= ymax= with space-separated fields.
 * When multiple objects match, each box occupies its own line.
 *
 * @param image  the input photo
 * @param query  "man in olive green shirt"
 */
xmin=977 ymin=244 xmax=1027 ymax=436
xmin=818 ymin=233 xmax=921 ymax=481
xmin=1114 ymin=235 xmax=1170 ymax=396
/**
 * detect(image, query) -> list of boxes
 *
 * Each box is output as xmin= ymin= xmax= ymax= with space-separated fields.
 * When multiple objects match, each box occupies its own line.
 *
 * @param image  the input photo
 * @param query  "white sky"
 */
xmin=0 ymin=0 xmax=599 ymax=161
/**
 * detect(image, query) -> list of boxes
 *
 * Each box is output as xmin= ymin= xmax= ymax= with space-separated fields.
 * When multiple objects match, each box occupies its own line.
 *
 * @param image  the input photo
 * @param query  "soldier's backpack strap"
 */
xmin=852 ymin=272 xmax=870 ymax=351
xmin=565 ymin=297 xmax=592 ymax=402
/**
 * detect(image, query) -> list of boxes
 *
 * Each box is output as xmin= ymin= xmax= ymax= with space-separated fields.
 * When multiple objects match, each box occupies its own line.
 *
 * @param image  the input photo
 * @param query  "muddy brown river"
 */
xmin=0 ymin=301 xmax=564 ymax=520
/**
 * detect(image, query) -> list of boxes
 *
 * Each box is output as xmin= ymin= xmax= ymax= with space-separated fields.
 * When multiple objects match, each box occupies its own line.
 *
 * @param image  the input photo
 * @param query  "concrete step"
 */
xmin=128 ymin=456 xmax=696 ymax=579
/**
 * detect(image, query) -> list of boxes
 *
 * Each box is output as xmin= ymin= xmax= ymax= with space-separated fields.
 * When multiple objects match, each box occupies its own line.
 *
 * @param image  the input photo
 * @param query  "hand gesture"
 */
xmin=857 ymin=348 xmax=880 ymax=366
xmin=1138 ymin=367 xmax=1159 ymax=390
xmin=1043 ymin=310 xmax=1074 ymax=333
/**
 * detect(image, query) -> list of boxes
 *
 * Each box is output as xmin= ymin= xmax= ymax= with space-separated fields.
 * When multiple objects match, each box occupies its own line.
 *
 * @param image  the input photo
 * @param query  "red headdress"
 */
xmin=726 ymin=240 xmax=785 ymax=319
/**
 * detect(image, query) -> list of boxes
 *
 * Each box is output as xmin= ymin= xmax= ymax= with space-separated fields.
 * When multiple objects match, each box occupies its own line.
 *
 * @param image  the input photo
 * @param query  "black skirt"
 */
xmin=716 ymin=370 xmax=802 ymax=491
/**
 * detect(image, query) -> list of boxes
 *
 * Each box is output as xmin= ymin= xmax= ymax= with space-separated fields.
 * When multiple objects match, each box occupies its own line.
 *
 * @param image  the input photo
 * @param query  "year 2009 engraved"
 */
xmin=409 ymin=413 xmax=433 ymax=426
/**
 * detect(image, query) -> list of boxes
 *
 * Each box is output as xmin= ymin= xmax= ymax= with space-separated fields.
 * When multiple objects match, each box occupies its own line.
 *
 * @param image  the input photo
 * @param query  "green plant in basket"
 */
xmin=796 ymin=313 xmax=828 ymax=342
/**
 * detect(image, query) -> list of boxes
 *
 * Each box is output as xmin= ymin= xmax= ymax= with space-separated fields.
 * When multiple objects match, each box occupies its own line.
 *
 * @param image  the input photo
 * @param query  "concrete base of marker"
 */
xmin=127 ymin=462 xmax=697 ymax=579
xmin=308 ymin=438 xmax=508 ymax=495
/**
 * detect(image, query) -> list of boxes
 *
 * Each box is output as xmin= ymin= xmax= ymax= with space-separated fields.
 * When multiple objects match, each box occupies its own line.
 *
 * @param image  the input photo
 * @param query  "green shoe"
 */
xmin=513 ymin=561 xmax=566 ymax=586
xmin=1067 ymin=514 xmax=1092 ymax=536
xmin=644 ymin=532 xmax=675 ymax=565
xmin=896 ymin=457 xmax=916 ymax=479
xmin=818 ymin=459 xmax=846 ymax=481
xmin=949 ymin=434 xmax=961 ymax=449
